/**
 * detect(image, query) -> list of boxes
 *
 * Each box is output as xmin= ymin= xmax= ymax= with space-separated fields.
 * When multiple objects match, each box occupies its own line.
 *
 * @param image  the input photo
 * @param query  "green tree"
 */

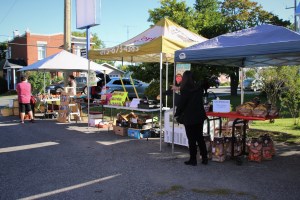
xmin=0 ymin=43 xmax=7 ymax=60
xmin=279 ymin=66 xmax=300 ymax=125
xmin=221 ymin=0 xmax=291 ymax=32
xmin=148 ymin=0 xmax=197 ymax=32
xmin=194 ymin=0 xmax=227 ymax=38
xmin=259 ymin=67 xmax=285 ymax=106
xmin=72 ymin=31 xmax=104 ymax=49
xmin=245 ymin=69 xmax=256 ymax=78
xmin=26 ymin=71 xmax=51 ymax=94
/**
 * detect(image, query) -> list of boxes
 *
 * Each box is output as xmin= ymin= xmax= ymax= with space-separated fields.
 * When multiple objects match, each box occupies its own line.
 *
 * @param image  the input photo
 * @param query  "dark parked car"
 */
xmin=46 ymin=73 xmax=111 ymax=94
xmin=101 ymin=78 xmax=149 ymax=98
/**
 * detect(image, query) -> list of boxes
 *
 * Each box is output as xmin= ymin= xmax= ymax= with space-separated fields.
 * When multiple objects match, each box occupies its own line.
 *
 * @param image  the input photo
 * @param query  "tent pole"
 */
xmin=165 ymin=62 xmax=168 ymax=107
xmin=240 ymin=67 xmax=244 ymax=104
xmin=86 ymin=26 xmax=91 ymax=128
xmin=13 ymin=69 xmax=16 ymax=90
xmin=159 ymin=53 xmax=163 ymax=152
xmin=172 ymin=62 xmax=176 ymax=154
xmin=44 ymin=71 xmax=46 ymax=94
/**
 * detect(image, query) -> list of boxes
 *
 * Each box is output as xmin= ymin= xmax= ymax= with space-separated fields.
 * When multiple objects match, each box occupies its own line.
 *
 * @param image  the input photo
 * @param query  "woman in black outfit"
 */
xmin=175 ymin=71 xmax=208 ymax=166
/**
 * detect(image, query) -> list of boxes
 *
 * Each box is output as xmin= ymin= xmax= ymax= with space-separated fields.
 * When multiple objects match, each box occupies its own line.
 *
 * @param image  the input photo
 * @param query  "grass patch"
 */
xmin=249 ymin=118 xmax=300 ymax=144
xmin=191 ymin=188 xmax=257 ymax=199
xmin=157 ymin=185 xmax=184 ymax=195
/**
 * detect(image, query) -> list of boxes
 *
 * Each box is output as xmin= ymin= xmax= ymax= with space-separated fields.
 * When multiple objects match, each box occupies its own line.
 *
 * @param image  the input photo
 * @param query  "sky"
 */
xmin=0 ymin=0 xmax=296 ymax=47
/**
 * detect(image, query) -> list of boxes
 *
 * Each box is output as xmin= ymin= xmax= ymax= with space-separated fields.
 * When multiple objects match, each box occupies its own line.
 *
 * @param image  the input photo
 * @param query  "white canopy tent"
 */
xmin=19 ymin=50 xmax=115 ymax=73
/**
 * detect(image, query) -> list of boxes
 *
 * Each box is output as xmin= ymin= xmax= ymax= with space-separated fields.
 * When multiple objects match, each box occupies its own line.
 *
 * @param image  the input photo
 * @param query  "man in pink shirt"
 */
xmin=16 ymin=76 xmax=34 ymax=123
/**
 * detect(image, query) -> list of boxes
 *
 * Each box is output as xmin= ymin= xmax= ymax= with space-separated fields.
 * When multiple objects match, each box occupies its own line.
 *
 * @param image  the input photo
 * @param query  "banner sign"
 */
xmin=109 ymin=91 xmax=128 ymax=106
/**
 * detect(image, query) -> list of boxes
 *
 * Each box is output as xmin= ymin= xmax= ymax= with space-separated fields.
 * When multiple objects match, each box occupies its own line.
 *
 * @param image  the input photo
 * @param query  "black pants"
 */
xmin=184 ymin=121 xmax=207 ymax=161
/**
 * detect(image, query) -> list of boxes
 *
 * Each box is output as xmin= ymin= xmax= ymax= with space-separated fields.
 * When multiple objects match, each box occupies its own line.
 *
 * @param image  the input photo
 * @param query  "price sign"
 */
xmin=109 ymin=91 xmax=128 ymax=106
xmin=213 ymin=100 xmax=231 ymax=113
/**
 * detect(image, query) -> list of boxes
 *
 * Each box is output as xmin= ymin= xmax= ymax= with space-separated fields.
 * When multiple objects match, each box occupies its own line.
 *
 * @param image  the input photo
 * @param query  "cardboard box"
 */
xmin=113 ymin=125 xmax=128 ymax=136
xmin=1 ymin=108 xmax=13 ymax=116
xmin=88 ymin=118 xmax=103 ymax=126
xmin=13 ymin=107 xmax=19 ymax=116
xmin=13 ymin=99 xmax=19 ymax=108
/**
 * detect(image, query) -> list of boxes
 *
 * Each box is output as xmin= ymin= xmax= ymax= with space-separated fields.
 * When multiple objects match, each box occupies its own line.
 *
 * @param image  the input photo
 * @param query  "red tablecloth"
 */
xmin=206 ymin=111 xmax=268 ymax=121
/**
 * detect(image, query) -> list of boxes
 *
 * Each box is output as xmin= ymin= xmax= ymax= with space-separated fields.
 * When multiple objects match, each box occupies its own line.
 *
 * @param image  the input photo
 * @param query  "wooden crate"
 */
xmin=1 ymin=108 xmax=13 ymax=116
xmin=13 ymin=107 xmax=19 ymax=116
xmin=113 ymin=125 xmax=128 ymax=136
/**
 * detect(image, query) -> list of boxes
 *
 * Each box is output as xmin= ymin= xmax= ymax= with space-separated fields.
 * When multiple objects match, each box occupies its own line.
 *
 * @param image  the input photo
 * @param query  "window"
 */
xmin=37 ymin=41 xmax=47 ymax=60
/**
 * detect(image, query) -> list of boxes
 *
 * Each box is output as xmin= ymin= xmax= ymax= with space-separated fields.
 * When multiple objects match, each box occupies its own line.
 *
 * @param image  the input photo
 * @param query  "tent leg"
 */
xmin=159 ymin=53 xmax=163 ymax=152
xmin=13 ymin=69 xmax=16 ymax=90
xmin=165 ymin=62 xmax=168 ymax=107
xmin=44 ymin=71 xmax=46 ymax=94
xmin=240 ymin=68 xmax=244 ymax=104
xmin=172 ymin=63 xmax=176 ymax=154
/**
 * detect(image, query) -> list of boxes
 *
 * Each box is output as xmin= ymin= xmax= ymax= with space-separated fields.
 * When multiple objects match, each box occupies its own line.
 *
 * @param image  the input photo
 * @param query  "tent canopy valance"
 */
xmin=89 ymin=18 xmax=207 ymax=63
xmin=174 ymin=24 xmax=300 ymax=67
xmin=19 ymin=50 xmax=115 ymax=73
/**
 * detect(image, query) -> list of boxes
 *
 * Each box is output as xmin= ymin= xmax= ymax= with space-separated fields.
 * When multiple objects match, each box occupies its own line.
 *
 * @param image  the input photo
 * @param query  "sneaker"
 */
xmin=30 ymin=119 xmax=35 ymax=123
xmin=20 ymin=121 xmax=24 ymax=124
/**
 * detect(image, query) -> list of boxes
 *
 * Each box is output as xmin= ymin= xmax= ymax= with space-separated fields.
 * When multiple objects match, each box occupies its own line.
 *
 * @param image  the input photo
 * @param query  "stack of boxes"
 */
xmin=113 ymin=112 xmax=154 ymax=139
xmin=0 ymin=99 xmax=18 ymax=117
xmin=13 ymin=99 xmax=19 ymax=116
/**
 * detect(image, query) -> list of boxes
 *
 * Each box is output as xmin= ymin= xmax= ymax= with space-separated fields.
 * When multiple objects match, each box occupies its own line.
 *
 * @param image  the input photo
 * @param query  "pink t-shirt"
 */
xmin=17 ymin=81 xmax=32 ymax=103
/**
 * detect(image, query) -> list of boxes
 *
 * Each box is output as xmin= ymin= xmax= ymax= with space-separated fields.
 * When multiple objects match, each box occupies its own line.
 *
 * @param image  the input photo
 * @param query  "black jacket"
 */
xmin=175 ymin=86 xmax=207 ymax=125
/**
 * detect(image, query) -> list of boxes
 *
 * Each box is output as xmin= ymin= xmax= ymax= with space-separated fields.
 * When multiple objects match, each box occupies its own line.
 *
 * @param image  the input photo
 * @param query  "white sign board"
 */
xmin=130 ymin=98 xmax=140 ymax=108
xmin=89 ymin=70 xmax=97 ymax=86
xmin=213 ymin=100 xmax=231 ymax=113
xmin=76 ymin=0 xmax=100 ymax=29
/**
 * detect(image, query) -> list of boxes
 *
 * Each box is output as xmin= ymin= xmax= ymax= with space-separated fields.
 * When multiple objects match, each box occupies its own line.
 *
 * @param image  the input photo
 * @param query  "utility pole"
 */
xmin=286 ymin=0 xmax=297 ymax=31
xmin=63 ymin=0 xmax=71 ymax=85
xmin=64 ymin=0 xmax=71 ymax=51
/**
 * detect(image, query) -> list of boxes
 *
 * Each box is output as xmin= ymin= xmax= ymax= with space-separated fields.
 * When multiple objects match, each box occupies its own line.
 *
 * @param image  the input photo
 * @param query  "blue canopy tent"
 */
xmin=169 ymin=24 xmax=300 ymax=152
xmin=174 ymin=24 xmax=300 ymax=103
xmin=175 ymin=24 xmax=300 ymax=67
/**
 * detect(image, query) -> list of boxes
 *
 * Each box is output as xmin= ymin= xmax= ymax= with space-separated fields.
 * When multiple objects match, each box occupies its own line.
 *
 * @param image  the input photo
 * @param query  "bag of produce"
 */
xmin=252 ymin=104 xmax=268 ymax=117
xmin=248 ymin=137 xmax=262 ymax=162
xmin=212 ymin=137 xmax=226 ymax=162
xmin=260 ymin=134 xmax=275 ymax=160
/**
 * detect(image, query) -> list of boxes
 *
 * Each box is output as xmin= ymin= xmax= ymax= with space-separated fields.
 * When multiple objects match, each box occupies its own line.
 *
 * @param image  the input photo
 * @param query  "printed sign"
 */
xmin=213 ymin=100 xmax=231 ymax=113
xmin=109 ymin=91 xmax=128 ymax=106
xmin=89 ymin=70 xmax=97 ymax=86
xmin=176 ymin=63 xmax=191 ymax=76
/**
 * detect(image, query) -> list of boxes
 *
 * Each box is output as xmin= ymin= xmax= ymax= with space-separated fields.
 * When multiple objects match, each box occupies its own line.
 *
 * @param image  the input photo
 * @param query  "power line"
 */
xmin=0 ymin=0 xmax=18 ymax=26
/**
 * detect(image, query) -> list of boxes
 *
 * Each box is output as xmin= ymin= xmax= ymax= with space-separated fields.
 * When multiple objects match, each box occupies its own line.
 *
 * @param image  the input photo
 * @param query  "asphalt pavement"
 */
xmin=0 ymin=113 xmax=299 ymax=200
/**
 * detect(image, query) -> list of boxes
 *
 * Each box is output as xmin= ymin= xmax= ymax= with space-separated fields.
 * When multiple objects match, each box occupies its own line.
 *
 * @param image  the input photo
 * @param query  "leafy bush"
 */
xmin=26 ymin=71 xmax=51 ymax=94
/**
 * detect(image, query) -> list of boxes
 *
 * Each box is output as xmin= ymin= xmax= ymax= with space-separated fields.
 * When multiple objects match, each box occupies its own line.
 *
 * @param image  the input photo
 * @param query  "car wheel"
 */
xmin=82 ymin=86 xmax=87 ymax=94
xmin=56 ymin=88 xmax=63 ymax=94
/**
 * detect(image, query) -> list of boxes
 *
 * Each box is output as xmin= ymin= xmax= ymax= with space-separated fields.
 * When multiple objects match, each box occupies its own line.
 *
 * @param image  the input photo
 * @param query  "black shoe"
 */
xmin=202 ymin=158 xmax=208 ymax=165
xmin=30 ymin=119 xmax=35 ymax=123
xmin=184 ymin=160 xmax=197 ymax=166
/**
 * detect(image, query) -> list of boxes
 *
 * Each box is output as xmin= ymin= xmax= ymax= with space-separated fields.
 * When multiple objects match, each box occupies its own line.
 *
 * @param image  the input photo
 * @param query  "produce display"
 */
xmin=236 ymin=98 xmax=278 ymax=118
xmin=247 ymin=134 xmax=275 ymax=162
xmin=212 ymin=137 xmax=226 ymax=162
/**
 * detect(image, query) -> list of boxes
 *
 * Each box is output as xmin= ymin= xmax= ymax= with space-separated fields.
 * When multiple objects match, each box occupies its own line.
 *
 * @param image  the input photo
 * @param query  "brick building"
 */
xmin=2 ymin=30 xmax=90 ymax=90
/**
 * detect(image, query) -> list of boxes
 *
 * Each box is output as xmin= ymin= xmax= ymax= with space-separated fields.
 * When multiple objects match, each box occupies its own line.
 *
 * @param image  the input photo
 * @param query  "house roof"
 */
xmin=0 ymin=59 xmax=26 ymax=70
